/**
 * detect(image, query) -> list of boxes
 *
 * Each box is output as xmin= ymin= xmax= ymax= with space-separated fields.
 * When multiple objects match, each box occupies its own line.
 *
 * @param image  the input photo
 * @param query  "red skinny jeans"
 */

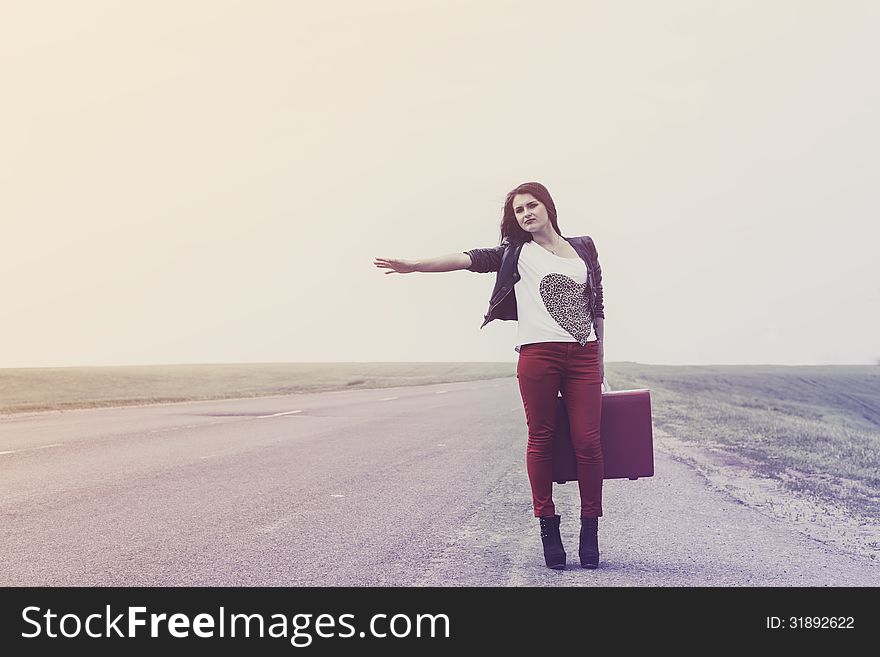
xmin=516 ymin=340 xmax=603 ymax=519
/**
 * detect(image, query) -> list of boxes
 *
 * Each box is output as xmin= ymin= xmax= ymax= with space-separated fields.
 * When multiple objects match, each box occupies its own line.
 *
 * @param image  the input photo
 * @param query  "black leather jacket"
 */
xmin=463 ymin=235 xmax=605 ymax=329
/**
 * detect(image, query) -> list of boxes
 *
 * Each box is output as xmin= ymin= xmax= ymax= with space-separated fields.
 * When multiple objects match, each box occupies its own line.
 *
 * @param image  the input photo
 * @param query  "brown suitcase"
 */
xmin=552 ymin=388 xmax=654 ymax=483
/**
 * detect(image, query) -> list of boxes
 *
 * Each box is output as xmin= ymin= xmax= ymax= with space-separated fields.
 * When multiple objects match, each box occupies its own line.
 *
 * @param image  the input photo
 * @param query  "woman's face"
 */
xmin=512 ymin=193 xmax=550 ymax=233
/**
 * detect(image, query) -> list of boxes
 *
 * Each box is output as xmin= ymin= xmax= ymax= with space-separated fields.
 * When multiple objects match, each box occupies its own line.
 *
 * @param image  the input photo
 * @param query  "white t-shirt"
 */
xmin=514 ymin=240 xmax=598 ymax=353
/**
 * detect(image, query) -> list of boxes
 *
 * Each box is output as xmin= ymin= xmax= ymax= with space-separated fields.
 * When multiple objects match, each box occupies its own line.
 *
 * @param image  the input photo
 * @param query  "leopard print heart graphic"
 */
xmin=539 ymin=273 xmax=592 ymax=344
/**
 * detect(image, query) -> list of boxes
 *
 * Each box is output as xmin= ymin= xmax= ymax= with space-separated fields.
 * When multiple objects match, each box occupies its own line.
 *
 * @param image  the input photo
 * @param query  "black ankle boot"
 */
xmin=579 ymin=516 xmax=599 ymax=569
xmin=538 ymin=514 xmax=566 ymax=570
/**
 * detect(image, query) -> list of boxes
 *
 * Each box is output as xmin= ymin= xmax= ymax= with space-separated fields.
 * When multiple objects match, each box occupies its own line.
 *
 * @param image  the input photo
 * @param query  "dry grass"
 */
xmin=0 ymin=362 xmax=516 ymax=414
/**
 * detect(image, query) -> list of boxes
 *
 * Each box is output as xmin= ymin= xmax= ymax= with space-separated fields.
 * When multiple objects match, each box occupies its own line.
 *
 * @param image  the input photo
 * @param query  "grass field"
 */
xmin=608 ymin=362 xmax=880 ymax=520
xmin=0 ymin=362 xmax=518 ymax=414
xmin=2 ymin=361 xmax=878 ymax=520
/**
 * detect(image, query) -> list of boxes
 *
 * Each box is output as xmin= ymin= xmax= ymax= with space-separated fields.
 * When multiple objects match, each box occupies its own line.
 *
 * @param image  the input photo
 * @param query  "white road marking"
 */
xmin=437 ymin=444 xmax=446 ymax=447
xmin=256 ymin=410 xmax=303 ymax=419
xmin=435 ymin=390 xmax=448 ymax=395
xmin=0 ymin=443 xmax=63 ymax=456
xmin=331 ymin=494 xmax=345 ymax=498
xmin=380 ymin=397 xmax=398 ymax=401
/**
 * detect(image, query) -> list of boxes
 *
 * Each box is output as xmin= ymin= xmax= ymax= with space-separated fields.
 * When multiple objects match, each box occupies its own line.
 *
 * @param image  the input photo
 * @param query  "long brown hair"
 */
xmin=499 ymin=181 xmax=562 ymax=244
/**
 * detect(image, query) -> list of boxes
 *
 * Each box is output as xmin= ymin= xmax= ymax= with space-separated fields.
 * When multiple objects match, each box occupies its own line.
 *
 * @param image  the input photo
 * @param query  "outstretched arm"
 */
xmin=373 ymin=252 xmax=472 ymax=274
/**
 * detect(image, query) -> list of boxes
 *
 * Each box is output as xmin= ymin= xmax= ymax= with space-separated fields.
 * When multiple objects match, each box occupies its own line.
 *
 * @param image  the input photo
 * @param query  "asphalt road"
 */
xmin=1 ymin=378 xmax=876 ymax=586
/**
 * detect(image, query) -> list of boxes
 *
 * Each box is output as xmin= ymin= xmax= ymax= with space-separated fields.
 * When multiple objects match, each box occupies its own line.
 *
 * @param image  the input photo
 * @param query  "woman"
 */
xmin=373 ymin=181 xmax=605 ymax=570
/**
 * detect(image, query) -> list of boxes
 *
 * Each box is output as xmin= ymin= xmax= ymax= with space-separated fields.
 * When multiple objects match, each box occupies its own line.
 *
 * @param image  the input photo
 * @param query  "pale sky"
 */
xmin=2 ymin=0 xmax=878 ymax=368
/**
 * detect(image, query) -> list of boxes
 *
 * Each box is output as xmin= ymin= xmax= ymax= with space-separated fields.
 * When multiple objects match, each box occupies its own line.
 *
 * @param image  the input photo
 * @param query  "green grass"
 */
xmin=2 ymin=361 xmax=878 ymax=518
xmin=607 ymin=362 xmax=880 ymax=518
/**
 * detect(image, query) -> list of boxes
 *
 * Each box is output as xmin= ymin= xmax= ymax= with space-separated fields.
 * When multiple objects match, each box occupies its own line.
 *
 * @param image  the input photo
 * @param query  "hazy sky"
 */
xmin=2 ymin=1 xmax=878 ymax=368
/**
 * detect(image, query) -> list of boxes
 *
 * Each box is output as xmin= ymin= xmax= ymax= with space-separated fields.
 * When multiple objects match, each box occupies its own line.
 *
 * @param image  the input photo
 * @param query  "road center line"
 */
xmin=257 ymin=410 xmax=303 ymax=419
xmin=0 ymin=443 xmax=64 ymax=456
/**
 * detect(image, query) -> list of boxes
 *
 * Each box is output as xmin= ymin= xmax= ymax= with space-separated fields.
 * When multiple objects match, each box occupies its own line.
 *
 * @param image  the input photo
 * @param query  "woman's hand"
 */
xmin=598 ymin=342 xmax=605 ymax=384
xmin=373 ymin=257 xmax=419 ymax=274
